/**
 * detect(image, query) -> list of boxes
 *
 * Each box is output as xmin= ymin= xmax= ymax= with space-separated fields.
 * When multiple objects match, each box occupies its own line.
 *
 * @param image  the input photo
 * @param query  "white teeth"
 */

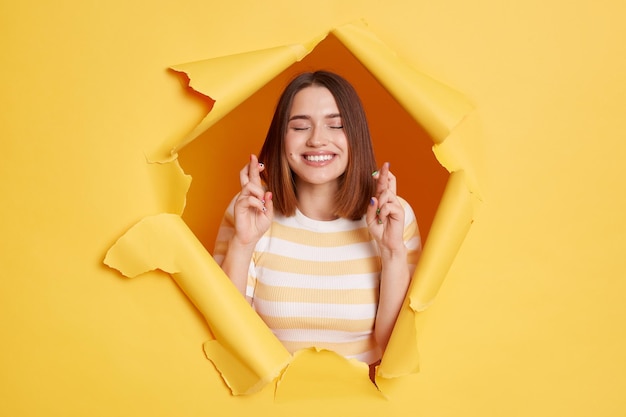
xmin=305 ymin=154 xmax=333 ymax=162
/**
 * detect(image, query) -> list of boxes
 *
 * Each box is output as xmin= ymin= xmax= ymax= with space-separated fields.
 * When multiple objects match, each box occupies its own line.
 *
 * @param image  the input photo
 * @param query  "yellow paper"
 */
xmin=377 ymin=170 xmax=476 ymax=378
xmin=275 ymin=348 xmax=383 ymax=403
xmin=332 ymin=22 xmax=474 ymax=144
xmin=104 ymin=213 xmax=292 ymax=395
xmin=154 ymin=37 xmax=324 ymax=162
xmin=5 ymin=1 xmax=626 ymax=415
xmin=108 ymin=21 xmax=479 ymax=394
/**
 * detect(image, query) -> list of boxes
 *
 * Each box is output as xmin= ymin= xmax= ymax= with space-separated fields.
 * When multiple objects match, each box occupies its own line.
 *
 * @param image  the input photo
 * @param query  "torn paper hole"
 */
xmin=104 ymin=19 xmax=481 ymax=397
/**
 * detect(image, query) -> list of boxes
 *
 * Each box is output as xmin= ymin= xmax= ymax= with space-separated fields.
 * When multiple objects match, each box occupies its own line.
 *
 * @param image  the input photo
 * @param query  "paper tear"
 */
xmin=151 ymin=35 xmax=326 ymax=163
xmin=327 ymin=21 xmax=480 ymax=382
xmin=433 ymin=110 xmax=484 ymax=199
xmin=104 ymin=213 xmax=292 ymax=395
xmin=274 ymin=348 xmax=384 ymax=402
xmin=203 ymin=340 xmax=287 ymax=395
xmin=104 ymin=20 xmax=482 ymax=396
xmin=409 ymin=171 xmax=476 ymax=312
xmin=331 ymin=21 xmax=474 ymax=144
xmin=377 ymin=170 xmax=476 ymax=379
xmin=143 ymin=156 xmax=191 ymax=215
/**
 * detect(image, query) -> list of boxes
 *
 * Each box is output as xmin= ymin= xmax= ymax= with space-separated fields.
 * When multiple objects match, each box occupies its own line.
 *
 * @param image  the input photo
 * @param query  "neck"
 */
xmin=295 ymin=181 xmax=339 ymax=221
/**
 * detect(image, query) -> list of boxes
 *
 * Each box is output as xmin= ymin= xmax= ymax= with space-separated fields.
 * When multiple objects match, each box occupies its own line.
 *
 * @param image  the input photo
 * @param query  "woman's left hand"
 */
xmin=366 ymin=162 xmax=406 ymax=256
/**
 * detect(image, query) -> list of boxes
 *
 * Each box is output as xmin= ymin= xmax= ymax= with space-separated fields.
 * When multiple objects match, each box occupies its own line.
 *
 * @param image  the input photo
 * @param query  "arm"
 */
xmin=375 ymin=245 xmax=411 ymax=351
xmin=366 ymin=162 xmax=419 ymax=351
xmin=216 ymin=155 xmax=273 ymax=298
xmin=219 ymin=236 xmax=258 ymax=298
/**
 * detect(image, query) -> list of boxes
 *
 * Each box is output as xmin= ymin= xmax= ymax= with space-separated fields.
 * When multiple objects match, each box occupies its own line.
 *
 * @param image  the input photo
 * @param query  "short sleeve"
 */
xmin=212 ymin=195 xmax=237 ymax=265
xmin=398 ymin=196 xmax=422 ymax=276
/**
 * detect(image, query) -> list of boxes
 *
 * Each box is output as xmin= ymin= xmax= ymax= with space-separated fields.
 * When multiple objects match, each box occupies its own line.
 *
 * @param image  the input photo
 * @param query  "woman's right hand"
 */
xmin=232 ymin=154 xmax=273 ymax=247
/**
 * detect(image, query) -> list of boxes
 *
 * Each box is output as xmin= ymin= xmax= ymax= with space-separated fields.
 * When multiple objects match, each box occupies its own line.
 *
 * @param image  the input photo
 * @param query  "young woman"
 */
xmin=213 ymin=71 xmax=421 ymax=367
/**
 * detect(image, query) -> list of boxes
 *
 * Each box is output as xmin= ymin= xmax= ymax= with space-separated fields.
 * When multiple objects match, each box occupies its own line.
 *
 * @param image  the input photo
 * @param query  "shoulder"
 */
xmin=396 ymin=195 xmax=420 ymax=236
xmin=223 ymin=193 xmax=240 ymax=215
xmin=397 ymin=195 xmax=416 ymax=220
xmin=216 ymin=193 xmax=240 ymax=227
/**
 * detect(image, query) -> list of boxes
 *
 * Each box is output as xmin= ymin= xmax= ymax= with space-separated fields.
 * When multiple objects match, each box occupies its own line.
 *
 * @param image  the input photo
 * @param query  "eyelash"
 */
xmin=291 ymin=125 xmax=343 ymax=131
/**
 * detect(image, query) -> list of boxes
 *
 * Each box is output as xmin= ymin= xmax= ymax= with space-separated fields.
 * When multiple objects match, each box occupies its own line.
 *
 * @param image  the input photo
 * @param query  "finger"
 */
xmin=248 ymin=154 xmax=263 ymax=186
xmin=366 ymin=196 xmax=382 ymax=226
xmin=263 ymin=191 xmax=274 ymax=218
xmin=236 ymin=194 xmax=266 ymax=213
xmin=376 ymin=201 xmax=395 ymax=221
xmin=240 ymin=155 xmax=265 ymax=187
xmin=377 ymin=188 xmax=400 ymax=208
xmin=241 ymin=180 xmax=266 ymax=200
xmin=239 ymin=157 xmax=253 ymax=188
xmin=374 ymin=162 xmax=391 ymax=195
xmin=376 ymin=194 xmax=404 ymax=224
xmin=387 ymin=169 xmax=397 ymax=195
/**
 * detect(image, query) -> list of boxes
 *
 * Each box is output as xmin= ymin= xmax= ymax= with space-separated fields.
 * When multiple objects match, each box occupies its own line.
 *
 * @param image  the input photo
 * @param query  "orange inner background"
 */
xmin=179 ymin=35 xmax=449 ymax=252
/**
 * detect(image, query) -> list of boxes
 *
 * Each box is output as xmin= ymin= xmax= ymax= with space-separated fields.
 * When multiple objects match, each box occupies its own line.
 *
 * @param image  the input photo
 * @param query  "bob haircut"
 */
xmin=259 ymin=71 xmax=377 ymax=220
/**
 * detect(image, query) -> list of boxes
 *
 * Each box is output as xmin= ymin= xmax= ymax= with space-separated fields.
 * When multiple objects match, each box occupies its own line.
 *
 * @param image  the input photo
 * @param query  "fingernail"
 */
xmin=267 ymin=192 xmax=273 ymax=201
xmin=385 ymin=162 xmax=390 ymax=169
xmin=371 ymin=170 xmax=379 ymax=177
xmin=370 ymin=198 xmax=375 ymax=206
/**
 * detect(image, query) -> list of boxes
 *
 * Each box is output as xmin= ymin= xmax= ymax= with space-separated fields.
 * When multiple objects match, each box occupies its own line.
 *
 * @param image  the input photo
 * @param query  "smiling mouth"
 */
xmin=304 ymin=154 xmax=334 ymax=162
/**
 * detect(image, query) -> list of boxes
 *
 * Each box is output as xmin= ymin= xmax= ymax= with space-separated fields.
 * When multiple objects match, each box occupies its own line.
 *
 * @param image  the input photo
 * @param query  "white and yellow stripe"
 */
xmin=213 ymin=195 xmax=421 ymax=365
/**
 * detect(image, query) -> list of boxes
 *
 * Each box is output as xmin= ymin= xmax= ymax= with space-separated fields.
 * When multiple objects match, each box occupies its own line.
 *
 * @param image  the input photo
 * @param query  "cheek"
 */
xmin=335 ymin=132 xmax=349 ymax=149
xmin=337 ymin=136 xmax=350 ymax=161
xmin=283 ymin=135 xmax=296 ymax=154
xmin=284 ymin=148 xmax=299 ymax=168
xmin=284 ymin=137 xmax=301 ymax=159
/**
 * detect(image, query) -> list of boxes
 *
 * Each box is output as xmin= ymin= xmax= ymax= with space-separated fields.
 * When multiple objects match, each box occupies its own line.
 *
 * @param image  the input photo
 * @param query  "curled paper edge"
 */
xmin=150 ymin=34 xmax=326 ymax=163
xmin=104 ymin=213 xmax=292 ymax=395
xmin=274 ymin=348 xmax=384 ymax=403
xmin=105 ymin=20 xmax=482 ymax=395
xmin=328 ymin=21 xmax=481 ymax=381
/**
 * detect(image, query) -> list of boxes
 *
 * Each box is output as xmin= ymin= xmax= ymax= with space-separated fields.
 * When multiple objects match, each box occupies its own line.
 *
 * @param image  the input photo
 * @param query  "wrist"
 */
xmin=229 ymin=235 xmax=257 ymax=253
xmin=379 ymin=245 xmax=407 ymax=262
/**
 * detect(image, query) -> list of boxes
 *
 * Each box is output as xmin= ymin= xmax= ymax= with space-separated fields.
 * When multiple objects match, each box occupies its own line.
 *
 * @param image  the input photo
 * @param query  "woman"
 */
xmin=213 ymin=71 xmax=421 ymax=367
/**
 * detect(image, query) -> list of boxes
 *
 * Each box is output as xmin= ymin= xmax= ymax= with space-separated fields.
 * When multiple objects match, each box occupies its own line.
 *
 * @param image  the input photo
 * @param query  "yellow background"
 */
xmin=2 ymin=1 xmax=625 ymax=416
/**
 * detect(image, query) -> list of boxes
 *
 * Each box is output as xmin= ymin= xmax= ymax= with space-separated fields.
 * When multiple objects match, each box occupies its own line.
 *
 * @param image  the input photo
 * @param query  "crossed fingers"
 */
xmin=372 ymin=162 xmax=396 ymax=196
xmin=371 ymin=162 xmax=399 ymax=223
xmin=238 ymin=154 xmax=269 ymax=213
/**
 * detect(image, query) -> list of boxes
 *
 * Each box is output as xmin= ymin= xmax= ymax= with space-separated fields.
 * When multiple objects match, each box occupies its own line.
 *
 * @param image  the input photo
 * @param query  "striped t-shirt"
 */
xmin=213 ymin=195 xmax=421 ymax=365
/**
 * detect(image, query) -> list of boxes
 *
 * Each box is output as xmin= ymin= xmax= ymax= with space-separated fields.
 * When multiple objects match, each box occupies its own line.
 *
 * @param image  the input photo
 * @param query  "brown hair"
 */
xmin=259 ymin=71 xmax=377 ymax=220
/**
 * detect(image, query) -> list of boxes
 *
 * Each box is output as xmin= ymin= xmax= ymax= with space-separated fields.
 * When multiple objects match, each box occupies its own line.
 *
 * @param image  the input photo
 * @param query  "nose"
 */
xmin=306 ymin=126 xmax=328 ymax=147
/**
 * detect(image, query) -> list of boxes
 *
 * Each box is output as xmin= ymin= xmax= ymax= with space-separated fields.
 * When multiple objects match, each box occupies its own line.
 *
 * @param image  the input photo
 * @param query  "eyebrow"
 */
xmin=288 ymin=113 xmax=342 ymax=121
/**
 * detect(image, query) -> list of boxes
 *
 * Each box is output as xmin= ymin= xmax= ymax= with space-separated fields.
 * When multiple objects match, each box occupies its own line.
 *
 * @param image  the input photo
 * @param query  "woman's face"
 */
xmin=284 ymin=86 xmax=349 ymax=190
